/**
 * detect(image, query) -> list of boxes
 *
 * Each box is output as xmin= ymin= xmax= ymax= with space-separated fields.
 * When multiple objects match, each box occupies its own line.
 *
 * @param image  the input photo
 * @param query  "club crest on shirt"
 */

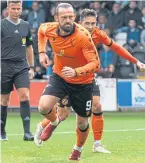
xmin=60 ymin=49 xmax=64 ymax=56
xmin=86 ymin=111 xmax=91 ymax=116
xmin=61 ymin=98 xmax=68 ymax=106
xmin=56 ymin=49 xmax=65 ymax=56
xmin=55 ymin=49 xmax=75 ymax=59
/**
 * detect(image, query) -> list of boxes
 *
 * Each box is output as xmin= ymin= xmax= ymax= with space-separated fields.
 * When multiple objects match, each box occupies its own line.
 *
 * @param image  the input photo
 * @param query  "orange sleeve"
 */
xmin=38 ymin=24 xmax=48 ymax=53
xmin=75 ymin=38 xmax=100 ymax=76
xmin=110 ymin=41 xmax=138 ymax=64
xmin=97 ymin=29 xmax=112 ymax=46
xmin=97 ymin=28 xmax=138 ymax=64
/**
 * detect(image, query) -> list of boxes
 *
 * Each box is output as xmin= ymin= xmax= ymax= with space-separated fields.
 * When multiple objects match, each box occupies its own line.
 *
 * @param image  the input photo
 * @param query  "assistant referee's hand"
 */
xmin=39 ymin=53 xmax=50 ymax=69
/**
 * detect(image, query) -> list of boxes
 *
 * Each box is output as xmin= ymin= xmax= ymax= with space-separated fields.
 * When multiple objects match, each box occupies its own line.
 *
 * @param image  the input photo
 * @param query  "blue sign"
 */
xmin=117 ymin=80 xmax=145 ymax=108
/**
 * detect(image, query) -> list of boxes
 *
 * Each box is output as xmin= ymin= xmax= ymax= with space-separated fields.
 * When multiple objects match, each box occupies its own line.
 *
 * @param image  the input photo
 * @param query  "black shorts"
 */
xmin=92 ymin=80 xmax=100 ymax=96
xmin=43 ymin=73 xmax=93 ymax=117
xmin=58 ymin=80 xmax=100 ymax=111
xmin=1 ymin=61 xmax=30 ymax=94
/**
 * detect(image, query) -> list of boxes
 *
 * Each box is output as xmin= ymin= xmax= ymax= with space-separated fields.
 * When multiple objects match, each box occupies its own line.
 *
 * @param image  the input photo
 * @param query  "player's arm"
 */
xmin=98 ymin=29 xmax=145 ymax=70
xmin=98 ymin=29 xmax=138 ymax=63
xmin=75 ymin=37 xmax=100 ymax=76
xmin=38 ymin=24 xmax=48 ymax=53
xmin=26 ymin=27 xmax=34 ymax=68
xmin=26 ymin=45 xmax=35 ymax=79
xmin=38 ymin=24 xmax=50 ymax=68
xmin=26 ymin=45 xmax=34 ymax=68
xmin=26 ymin=27 xmax=35 ymax=79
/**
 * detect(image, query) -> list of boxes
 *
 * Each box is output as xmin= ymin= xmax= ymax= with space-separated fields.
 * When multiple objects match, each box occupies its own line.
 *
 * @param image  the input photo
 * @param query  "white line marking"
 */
xmin=7 ymin=128 xmax=145 ymax=136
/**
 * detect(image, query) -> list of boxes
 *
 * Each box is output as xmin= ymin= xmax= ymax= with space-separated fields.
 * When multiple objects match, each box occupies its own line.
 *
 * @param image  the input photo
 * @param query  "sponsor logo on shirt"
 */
xmin=55 ymin=49 xmax=75 ymax=59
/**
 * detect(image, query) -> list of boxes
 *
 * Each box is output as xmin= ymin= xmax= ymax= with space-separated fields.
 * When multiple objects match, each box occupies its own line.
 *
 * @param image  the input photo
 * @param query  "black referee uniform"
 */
xmin=1 ymin=18 xmax=34 ymax=141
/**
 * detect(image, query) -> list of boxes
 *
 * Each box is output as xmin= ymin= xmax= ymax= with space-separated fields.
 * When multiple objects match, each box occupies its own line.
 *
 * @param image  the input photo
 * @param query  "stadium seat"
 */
xmin=133 ymin=43 xmax=145 ymax=63
xmin=117 ymin=58 xmax=137 ymax=79
xmin=133 ymin=44 xmax=145 ymax=77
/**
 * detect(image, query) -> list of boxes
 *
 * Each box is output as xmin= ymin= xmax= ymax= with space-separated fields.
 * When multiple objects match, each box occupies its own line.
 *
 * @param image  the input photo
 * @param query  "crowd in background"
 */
xmin=1 ymin=0 xmax=145 ymax=79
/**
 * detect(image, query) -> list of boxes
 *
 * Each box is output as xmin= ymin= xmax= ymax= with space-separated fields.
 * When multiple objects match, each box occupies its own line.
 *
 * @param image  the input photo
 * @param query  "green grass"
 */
xmin=1 ymin=112 xmax=145 ymax=163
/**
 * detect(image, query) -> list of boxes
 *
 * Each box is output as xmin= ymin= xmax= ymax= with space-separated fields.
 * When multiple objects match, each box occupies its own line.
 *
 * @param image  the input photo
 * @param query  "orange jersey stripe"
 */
xmin=38 ymin=22 xmax=100 ymax=84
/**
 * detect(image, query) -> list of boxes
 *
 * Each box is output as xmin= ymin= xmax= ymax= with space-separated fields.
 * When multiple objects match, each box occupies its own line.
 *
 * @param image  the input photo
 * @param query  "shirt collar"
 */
xmin=6 ymin=17 xmax=21 ymax=25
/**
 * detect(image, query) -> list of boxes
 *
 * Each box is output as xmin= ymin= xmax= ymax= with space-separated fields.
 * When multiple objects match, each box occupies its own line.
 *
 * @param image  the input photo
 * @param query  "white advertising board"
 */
xmin=96 ymin=78 xmax=117 ymax=111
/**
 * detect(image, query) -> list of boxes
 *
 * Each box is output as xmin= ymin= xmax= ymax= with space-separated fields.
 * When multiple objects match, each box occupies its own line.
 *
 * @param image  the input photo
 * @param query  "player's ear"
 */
xmin=78 ymin=21 xmax=81 ymax=24
xmin=54 ymin=15 xmax=58 ymax=22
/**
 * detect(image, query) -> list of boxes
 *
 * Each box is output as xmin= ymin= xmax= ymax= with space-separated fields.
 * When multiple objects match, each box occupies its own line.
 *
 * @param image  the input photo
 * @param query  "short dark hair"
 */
xmin=55 ymin=3 xmax=73 ymax=15
xmin=80 ymin=9 xmax=96 ymax=21
xmin=7 ymin=0 xmax=22 ymax=6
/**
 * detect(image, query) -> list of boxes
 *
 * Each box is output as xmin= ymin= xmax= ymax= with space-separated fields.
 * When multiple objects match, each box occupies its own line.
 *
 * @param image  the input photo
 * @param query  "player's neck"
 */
xmin=58 ymin=27 xmax=72 ymax=36
xmin=7 ymin=16 xmax=20 ymax=24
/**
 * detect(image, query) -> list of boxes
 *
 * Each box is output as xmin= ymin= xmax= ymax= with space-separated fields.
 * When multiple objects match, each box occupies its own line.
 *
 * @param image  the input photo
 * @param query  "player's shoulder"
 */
xmin=20 ymin=19 xmax=29 ymax=25
xmin=1 ymin=18 xmax=7 ymax=24
xmin=75 ymin=23 xmax=91 ymax=39
xmin=40 ymin=22 xmax=59 ymax=30
xmin=93 ymin=26 xmax=107 ymax=37
xmin=19 ymin=19 xmax=31 ymax=31
xmin=93 ymin=26 xmax=102 ymax=35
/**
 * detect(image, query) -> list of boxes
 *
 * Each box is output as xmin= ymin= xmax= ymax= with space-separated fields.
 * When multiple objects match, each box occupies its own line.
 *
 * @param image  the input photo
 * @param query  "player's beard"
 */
xmin=60 ymin=23 xmax=74 ymax=33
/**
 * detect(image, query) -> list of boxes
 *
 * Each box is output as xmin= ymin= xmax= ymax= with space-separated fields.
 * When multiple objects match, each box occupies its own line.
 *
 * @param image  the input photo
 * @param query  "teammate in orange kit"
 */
xmin=35 ymin=3 xmax=100 ymax=161
xmin=34 ymin=8 xmax=145 ymax=155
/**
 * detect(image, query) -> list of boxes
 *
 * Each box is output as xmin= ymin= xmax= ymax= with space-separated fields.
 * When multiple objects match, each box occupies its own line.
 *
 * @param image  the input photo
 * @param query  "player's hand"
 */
xmin=136 ymin=61 xmax=145 ymax=71
xmin=39 ymin=53 xmax=51 ymax=69
xmin=29 ymin=68 xmax=34 ymax=80
xmin=62 ymin=67 xmax=77 ymax=78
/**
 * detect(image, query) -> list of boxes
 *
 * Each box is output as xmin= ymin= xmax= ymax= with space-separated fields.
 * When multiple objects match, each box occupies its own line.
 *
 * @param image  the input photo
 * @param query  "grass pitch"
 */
xmin=1 ymin=112 xmax=145 ymax=163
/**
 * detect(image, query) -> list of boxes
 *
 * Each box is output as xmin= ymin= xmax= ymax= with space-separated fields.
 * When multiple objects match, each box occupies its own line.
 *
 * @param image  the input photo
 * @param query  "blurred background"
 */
xmin=1 ymin=0 xmax=145 ymax=110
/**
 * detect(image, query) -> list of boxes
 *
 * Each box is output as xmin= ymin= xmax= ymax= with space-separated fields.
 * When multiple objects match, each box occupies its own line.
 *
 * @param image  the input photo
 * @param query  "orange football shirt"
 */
xmin=38 ymin=22 xmax=100 ymax=84
xmin=92 ymin=27 xmax=112 ymax=46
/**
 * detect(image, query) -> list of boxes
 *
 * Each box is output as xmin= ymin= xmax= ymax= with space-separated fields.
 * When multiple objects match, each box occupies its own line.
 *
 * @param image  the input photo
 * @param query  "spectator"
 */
xmin=34 ymin=66 xmax=45 ymax=79
xmin=97 ymin=13 xmax=108 ymax=30
xmin=140 ymin=29 xmax=145 ymax=46
xmin=114 ymin=0 xmax=129 ymax=9
xmin=89 ymin=1 xmax=101 ymax=14
xmin=21 ymin=9 xmax=29 ymax=21
xmin=71 ymin=1 xmax=87 ymax=9
xmin=124 ymin=1 xmax=143 ymax=29
xmin=99 ymin=44 xmax=117 ymax=78
xmin=101 ymin=1 xmax=114 ymax=11
xmin=89 ymin=1 xmax=109 ymax=17
xmin=1 ymin=8 xmax=8 ymax=19
xmin=27 ymin=1 xmax=46 ymax=34
xmin=1 ymin=1 xmax=7 ymax=11
xmin=137 ymin=1 xmax=145 ymax=10
xmin=45 ymin=4 xmax=56 ymax=22
xmin=127 ymin=20 xmax=141 ymax=48
xmin=23 ymin=1 xmax=33 ymax=9
xmin=107 ymin=3 xmax=124 ymax=32
xmin=141 ymin=7 xmax=145 ymax=28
